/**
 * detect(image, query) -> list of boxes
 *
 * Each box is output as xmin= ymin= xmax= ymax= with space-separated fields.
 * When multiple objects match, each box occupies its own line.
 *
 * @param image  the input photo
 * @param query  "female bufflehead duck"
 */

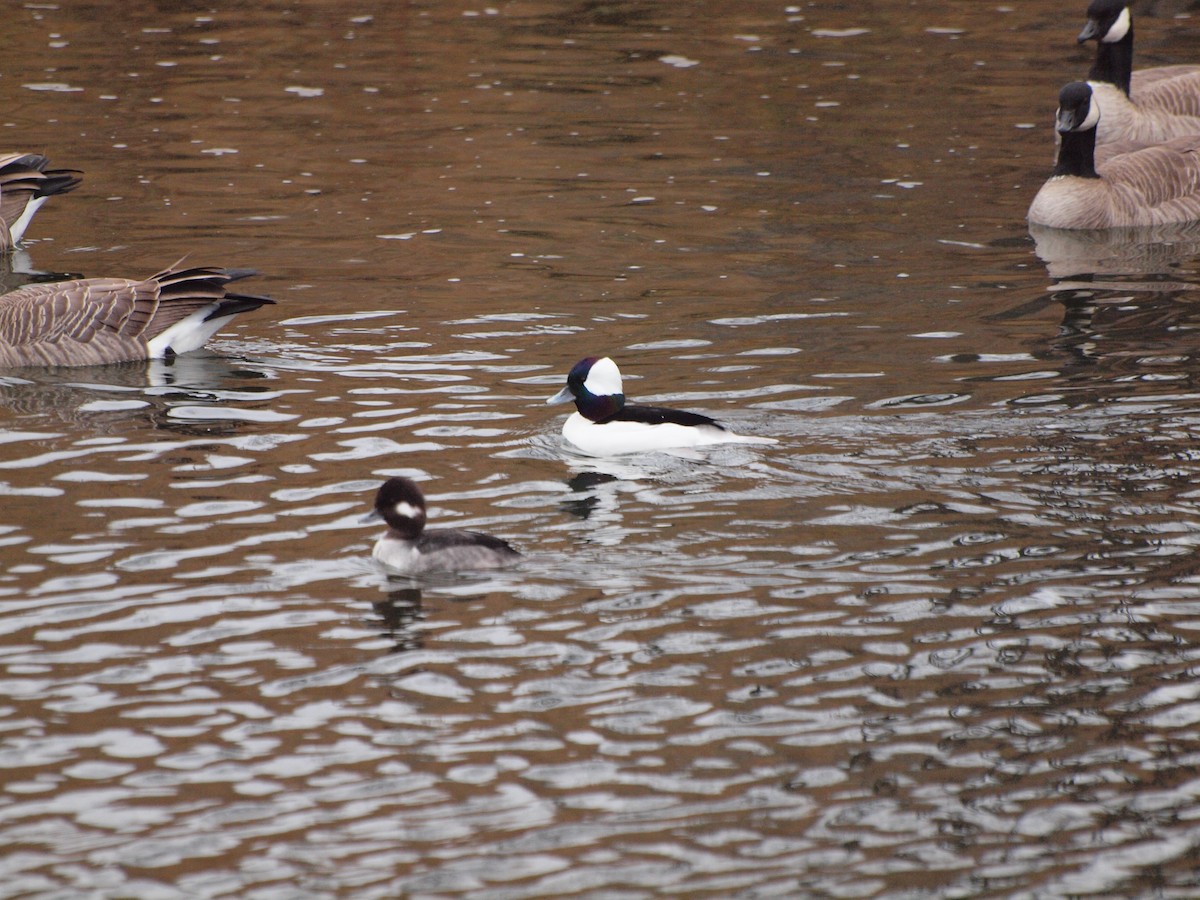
xmin=367 ymin=477 xmax=521 ymax=575
xmin=546 ymin=356 xmax=777 ymax=457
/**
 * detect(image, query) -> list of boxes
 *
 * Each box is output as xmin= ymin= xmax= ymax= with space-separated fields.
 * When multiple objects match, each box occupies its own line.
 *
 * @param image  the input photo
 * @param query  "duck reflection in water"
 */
xmin=370 ymin=586 xmax=518 ymax=655
xmin=372 ymin=588 xmax=425 ymax=653
xmin=560 ymin=471 xmax=619 ymax=520
xmin=548 ymin=451 xmax=725 ymax=548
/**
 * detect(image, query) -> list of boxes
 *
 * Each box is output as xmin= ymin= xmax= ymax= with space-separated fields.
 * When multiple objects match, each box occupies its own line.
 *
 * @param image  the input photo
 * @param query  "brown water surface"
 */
xmin=3 ymin=1 xmax=1200 ymax=897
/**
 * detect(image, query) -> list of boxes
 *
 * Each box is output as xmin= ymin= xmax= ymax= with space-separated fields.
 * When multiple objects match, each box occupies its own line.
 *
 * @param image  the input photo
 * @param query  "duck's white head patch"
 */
xmin=583 ymin=356 xmax=623 ymax=397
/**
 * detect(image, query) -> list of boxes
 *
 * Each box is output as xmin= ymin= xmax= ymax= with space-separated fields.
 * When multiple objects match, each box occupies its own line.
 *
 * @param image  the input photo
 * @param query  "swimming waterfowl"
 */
xmin=367 ymin=476 xmax=521 ymax=574
xmin=546 ymin=356 xmax=777 ymax=456
xmin=1079 ymin=0 xmax=1200 ymax=145
xmin=1028 ymin=82 xmax=1200 ymax=230
xmin=0 ymin=153 xmax=82 ymax=251
xmin=0 ymin=265 xmax=275 ymax=367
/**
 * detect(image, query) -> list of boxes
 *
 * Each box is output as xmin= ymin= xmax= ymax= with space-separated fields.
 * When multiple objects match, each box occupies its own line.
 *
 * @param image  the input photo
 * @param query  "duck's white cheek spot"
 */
xmin=393 ymin=501 xmax=421 ymax=519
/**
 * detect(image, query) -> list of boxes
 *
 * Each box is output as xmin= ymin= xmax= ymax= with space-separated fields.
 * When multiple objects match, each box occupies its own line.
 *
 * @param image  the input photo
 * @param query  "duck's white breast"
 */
xmin=372 ymin=536 xmax=422 ymax=573
xmin=561 ymin=411 xmax=741 ymax=456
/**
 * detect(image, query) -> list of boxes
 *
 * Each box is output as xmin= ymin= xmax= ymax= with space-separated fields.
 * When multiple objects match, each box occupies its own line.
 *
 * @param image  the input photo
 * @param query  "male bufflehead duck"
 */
xmin=367 ymin=477 xmax=521 ymax=575
xmin=545 ymin=356 xmax=777 ymax=457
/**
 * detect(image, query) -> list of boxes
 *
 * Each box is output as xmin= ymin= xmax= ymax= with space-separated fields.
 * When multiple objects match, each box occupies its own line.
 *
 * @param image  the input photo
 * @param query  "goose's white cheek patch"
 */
xmin=1104 ymin=7 xmax=1130 ymax=43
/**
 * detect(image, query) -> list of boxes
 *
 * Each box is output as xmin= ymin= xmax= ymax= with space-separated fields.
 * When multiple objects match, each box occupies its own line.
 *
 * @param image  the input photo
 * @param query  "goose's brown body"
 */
xmin=0 ymin=266 xmax=274 ymax=367
xmin=1030 ymin=134 xmax=1200 ymax=229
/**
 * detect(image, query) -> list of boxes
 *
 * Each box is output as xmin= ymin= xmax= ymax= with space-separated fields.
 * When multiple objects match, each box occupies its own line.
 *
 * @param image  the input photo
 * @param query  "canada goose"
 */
xmin=1028 ymin=81 xmax=1200 ymax=230
xmin=0 ymin=265 xmax=275 ymax=367
xmin=0 ymin=153 xmax=82 ymax=251
xmin=1079 ymin=0 xmax=1200 ymax=144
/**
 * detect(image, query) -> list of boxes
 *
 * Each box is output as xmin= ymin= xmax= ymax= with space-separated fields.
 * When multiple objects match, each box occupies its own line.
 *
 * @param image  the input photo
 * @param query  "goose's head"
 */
xmin=1057 ymin=82 xmax=1100 ymax=136
xmin=1079 ymin=0 xmax=1131 ymax=45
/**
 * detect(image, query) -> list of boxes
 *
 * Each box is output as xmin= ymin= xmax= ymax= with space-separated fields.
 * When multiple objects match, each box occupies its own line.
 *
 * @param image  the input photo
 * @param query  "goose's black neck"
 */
xmin=1054 ymin=129 xmax=1099 ymax=179
xmin=1088 ymin=29 xmax=1134 ymax=95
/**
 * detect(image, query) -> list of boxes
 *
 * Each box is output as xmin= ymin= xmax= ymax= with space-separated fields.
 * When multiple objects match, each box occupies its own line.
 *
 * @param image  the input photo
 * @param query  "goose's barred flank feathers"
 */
xmin=0 ymin=152 xmax=82 ymax=250
xmin=0 ymin=266 xmax=275 ymax=368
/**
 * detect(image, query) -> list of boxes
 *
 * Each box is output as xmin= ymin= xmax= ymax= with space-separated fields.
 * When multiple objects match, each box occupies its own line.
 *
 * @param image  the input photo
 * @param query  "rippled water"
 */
xmin=4 ymin=1 xmax=1200 ymax=897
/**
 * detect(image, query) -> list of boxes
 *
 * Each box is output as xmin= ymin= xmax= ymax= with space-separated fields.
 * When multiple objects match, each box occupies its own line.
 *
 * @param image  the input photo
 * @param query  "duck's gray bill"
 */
xmin=546 ymin=385 xmax=573 ymax=405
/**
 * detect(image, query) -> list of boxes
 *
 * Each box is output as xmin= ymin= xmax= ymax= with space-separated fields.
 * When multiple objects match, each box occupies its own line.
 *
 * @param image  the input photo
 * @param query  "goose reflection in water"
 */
xmin=0 ymin=249 xmax=81 ymax=296
xmin=1022 ymin=222 xmax=1200 ymax=376
xmin=1051 ymin=286 xmax=1200 ymax=371
xmin=0 ymin=353 xmax=282 ymax=435
xmin=1029 ymin=221 xmax=1200 ymax=283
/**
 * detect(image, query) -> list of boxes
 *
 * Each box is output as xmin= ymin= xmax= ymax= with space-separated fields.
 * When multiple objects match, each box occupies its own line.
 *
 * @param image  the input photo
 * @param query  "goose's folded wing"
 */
xmin=0 ymin=278 xmax=148 ymax=346
xmin=135 ymin=266 xmax=248 ymax=339
xmin=1132 ymin=67 xmax=1200 ymax=116
xmin=1101 ymin=136 xmax=1200 ymax=214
